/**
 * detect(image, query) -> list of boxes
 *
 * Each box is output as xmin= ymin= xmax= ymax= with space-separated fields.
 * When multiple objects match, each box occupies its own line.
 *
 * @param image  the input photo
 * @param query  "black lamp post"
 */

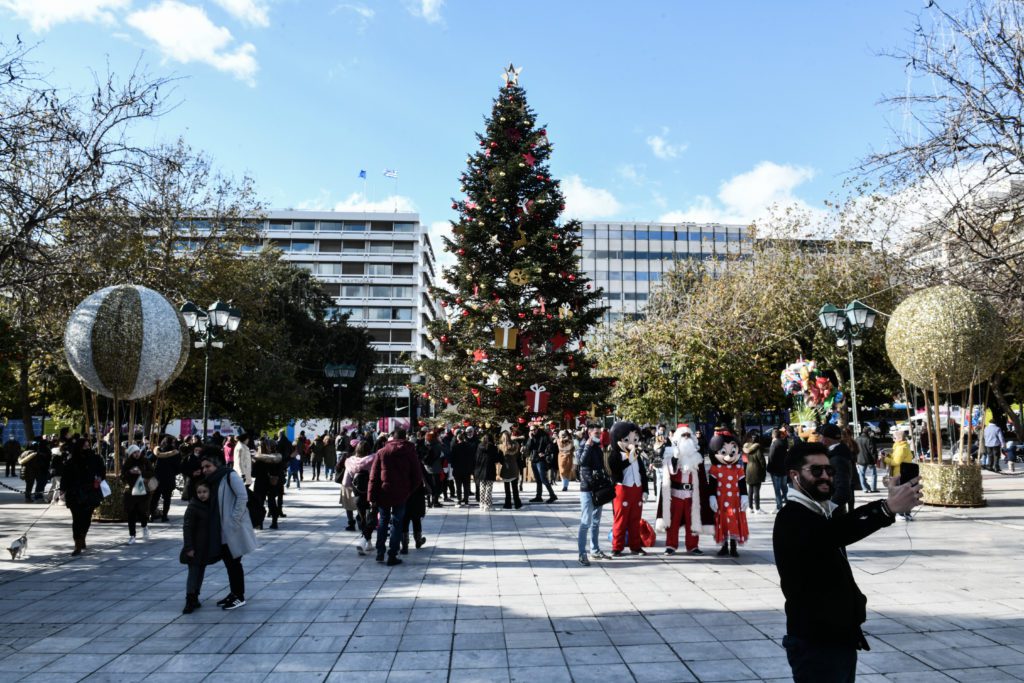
xmin=818 ymin=300 xmax=877 ymax=433
xmin=659 ymin=361 xmax=680 ymax=427
xmin=180 ymin=300 xmax=241 ymax=442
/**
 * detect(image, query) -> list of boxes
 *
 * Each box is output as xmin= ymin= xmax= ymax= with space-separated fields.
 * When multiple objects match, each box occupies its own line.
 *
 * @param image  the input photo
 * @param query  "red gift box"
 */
xmin=524 ymin=383 xmax=549 ymax=413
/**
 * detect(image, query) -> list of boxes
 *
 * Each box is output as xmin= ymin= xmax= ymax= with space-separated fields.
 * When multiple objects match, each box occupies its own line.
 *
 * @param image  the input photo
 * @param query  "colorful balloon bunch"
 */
xmin=780 ymin=359 xmax=844 ymax=409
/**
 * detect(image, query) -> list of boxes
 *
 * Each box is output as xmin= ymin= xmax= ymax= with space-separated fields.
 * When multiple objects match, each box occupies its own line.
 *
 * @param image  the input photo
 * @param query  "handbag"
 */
xmin=590 ymin=469 xmax=616 ymax=507
xmin=99 ymin=479 xmax=112 ymax=498
xmin=131 ymin=477 xmax=147 ymax=497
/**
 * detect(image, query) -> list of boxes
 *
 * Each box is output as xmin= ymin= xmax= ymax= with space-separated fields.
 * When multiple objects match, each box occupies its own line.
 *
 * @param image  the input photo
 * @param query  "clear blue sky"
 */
xmin=0 ymin=0 xmax=945 ymax=237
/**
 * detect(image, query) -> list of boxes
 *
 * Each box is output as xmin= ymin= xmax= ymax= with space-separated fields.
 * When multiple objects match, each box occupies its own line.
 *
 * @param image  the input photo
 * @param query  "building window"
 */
xmin=293 ymin=221 xmax=316 ymax=231
xmin=344 ymin=222 xmax=367 ymax=232
xmin=322 ymin=283 xmax=341 ymax=296
xmin=369 ymin=286 xmax=392 ymax=298
xmin=320 ymin=221 xmax=343 ymax=231
xmin=393 ymin=263 xmax=414 ymax=276
xmin=342 ymin=262 xmax=364 ymax=275
xmin=370 ymin=222 xmax=393 ymax=232
xmin=368 ymin=307 xmax=394 ymax=320
xmin=268 ymin=220 xmax=291 ymax=231
xmin=294 ymin=262 xmax=315 ymax=272
xmin=343 ymin=285 xmax=365 ymax=297
xmin=392 ymin=286 xmax=412 ymax=298
xmin=367 ymin=263 xmax=393 ymax=276
xmin=290 ymin=240 xmax=314 ymax=253
xmin=318 ymin=263 xmax=342 ymax=276
xmin=368 ymin=242 xmax=393 ymax=254
xmin=319 ymin=240 xmax=341 ymax=252
xmin=393 ymin=222 xmax=416 ymax=233
xmin=391 ymin=329 xmax=413 ymax=343
xmin=393 ymin=241 xmax=415 ymax=251
xmin=392 ymin=307 xmax=412 ymax=320
xmin=342 ymin=240 xmax=365 ymax=251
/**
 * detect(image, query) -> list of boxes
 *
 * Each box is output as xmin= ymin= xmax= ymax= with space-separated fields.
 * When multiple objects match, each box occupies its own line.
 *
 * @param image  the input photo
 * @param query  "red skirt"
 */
xmin=714 ymin=507 xmax=749 ymax=544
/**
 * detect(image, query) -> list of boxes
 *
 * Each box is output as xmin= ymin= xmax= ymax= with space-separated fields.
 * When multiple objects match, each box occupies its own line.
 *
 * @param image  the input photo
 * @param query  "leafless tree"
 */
xmin=864 ymin=0 xmax=1024 ymax=435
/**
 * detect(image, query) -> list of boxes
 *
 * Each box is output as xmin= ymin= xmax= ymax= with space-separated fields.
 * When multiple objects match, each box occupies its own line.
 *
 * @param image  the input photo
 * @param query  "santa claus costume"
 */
xmin=655 ymin=426 xmax=715 ymax=555
xmin=708 ymin=431 xmax=749 ymax=557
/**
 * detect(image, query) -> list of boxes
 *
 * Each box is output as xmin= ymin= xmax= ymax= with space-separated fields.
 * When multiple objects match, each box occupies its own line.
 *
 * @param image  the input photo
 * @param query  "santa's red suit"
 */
xmin=709 ymin=462 xmax=749 ymax=544
xmin=655 ymin=429 xmax=714 ymax=552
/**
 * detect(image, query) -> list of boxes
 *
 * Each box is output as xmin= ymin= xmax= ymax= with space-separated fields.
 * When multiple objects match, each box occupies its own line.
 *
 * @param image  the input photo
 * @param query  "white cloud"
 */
xmin=211 ymin=0 xmax=269 ymax=27
xmin=562 ymin=174 xmax=622 ymax=219
xmin=660 ymin=161 xmax=818 ymax=226
xmin=335 ymin=3 xmax=374 ymax=20
xmin=646 ymin=129 xmax=687 ymax=160
xmin=126 ymin=0 xmax=258 ymax=85
xmin=406 ymin=0 xmax=443 ymax=23
xmin=296 ymin=191 xmax=418 ymax=214
xmin=618 ymin=163 xmax=643 ymax=184
xmin=0 ymin=0 xmax=130 ymax=32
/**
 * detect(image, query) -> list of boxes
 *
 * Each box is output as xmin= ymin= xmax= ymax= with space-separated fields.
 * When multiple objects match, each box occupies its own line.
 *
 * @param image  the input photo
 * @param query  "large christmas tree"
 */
xmin=417 ymin=64 xmax=611 ymax=427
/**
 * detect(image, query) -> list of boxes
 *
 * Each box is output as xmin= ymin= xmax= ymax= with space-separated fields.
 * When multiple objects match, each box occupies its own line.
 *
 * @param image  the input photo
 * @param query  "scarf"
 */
xmin=786 ymin=485 xmax=837 ymax=518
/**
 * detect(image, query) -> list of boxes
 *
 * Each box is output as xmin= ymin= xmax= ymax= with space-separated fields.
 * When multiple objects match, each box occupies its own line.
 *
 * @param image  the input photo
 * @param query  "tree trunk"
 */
xmin=990 ymin=372 xmax=1023 ymax=441
xmin=18 ymin=358 xmax=34 ymax=442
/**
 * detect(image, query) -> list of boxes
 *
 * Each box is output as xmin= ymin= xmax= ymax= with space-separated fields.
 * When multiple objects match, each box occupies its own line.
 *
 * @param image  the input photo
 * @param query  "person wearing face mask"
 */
xmin=773 ymin=441 xmax=921 ymax=683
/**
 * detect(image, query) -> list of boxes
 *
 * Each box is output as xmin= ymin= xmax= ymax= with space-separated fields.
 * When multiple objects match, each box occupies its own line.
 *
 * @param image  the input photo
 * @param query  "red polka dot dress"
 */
xmin=709 ymin=462 xmax=749 ymax=544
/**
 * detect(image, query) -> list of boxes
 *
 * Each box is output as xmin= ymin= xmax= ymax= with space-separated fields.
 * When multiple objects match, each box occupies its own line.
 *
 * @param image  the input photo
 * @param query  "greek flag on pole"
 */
xmin=383 ymin=169 xmax=398 ymax=178
xmin=358 ymin=169 xmax=367 ymax=179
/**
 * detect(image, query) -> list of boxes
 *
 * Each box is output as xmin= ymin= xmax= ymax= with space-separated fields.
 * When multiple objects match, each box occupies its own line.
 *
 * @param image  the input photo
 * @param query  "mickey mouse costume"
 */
xmin=606 ymin=421 xmax=649 ymax=556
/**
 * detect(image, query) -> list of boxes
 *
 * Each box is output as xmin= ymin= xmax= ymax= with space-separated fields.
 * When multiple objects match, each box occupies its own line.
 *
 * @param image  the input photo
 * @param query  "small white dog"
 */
xmin=7 ymin=534 xmax=28 ymax=560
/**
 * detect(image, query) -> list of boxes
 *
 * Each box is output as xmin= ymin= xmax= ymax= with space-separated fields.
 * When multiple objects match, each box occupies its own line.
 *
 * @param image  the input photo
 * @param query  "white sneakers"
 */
xmin=142 ymin=528 xmax=151 ymax=540
xmin=127 ymin=536 xmax=136 ymax=544
xmin=356 ymin=538 xmax=371 ymax=555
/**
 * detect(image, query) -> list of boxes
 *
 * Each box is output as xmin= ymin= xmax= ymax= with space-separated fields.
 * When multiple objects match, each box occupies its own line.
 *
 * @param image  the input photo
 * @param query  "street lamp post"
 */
xmin=180 ymin=300 xmax=241 ymax=442
xmin=659 ymin=362 xmax=680 ymax=427
xmin=818 ymin=301 xmax=877 ymax=433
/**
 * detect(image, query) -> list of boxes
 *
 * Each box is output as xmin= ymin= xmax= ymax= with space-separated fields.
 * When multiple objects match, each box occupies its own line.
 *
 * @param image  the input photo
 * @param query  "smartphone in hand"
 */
xmin=899 ymin=462 xmax=920 ymax=486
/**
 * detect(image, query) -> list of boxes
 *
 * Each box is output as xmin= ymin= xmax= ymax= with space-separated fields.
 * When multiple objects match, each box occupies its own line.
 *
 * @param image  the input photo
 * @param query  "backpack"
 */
xmin=353 ymin=470 xmax=370 ymax=496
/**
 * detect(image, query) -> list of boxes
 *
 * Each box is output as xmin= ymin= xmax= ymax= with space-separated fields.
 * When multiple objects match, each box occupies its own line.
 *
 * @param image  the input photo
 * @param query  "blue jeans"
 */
xmin=577 ymin=491 xmax=603 ymax=555
xmin=858 ymin=464 xmax=877 ymax=492
xmin=375 ymin=504 xmax=406 ymax=558
xmin=771 ymin=474 xmax=789 ymax=507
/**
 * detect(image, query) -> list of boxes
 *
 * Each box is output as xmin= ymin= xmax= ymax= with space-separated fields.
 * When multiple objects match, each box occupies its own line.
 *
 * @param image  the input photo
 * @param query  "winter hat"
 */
xmin=126 ymin=444 xmax=141 ymax=456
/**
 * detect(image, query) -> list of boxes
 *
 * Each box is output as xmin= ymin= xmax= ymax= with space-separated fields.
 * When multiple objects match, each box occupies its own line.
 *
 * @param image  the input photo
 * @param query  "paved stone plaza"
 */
xmin=1 ymin=472 xmax=1023 ymax=682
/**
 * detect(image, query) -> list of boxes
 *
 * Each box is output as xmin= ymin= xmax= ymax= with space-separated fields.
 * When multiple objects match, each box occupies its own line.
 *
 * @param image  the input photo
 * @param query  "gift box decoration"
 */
xmin=524 ymin=383 xmax=549 ymax=413
xmin=494 ymin=321 xmax=518 ymax=349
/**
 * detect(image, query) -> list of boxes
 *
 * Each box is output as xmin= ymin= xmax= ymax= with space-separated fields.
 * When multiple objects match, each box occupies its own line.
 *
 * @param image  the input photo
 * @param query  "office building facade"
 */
xmin=258 ymin=210 xmax=439 ymax=399
xmin=578 ymin=221 xmax=752 ymax=323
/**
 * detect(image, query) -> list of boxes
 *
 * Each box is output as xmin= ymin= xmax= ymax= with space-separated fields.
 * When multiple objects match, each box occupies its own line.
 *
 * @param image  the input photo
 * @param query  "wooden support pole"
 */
xmin=932 ymin=377 xmax=943 ymax=464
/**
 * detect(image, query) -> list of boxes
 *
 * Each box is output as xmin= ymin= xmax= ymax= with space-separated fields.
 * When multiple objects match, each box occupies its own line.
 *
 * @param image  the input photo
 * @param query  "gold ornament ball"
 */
xmin=885 ymin=285 xmax=1006 ymax=392
xmin=443 ymin=374 xmax=451 ymax=381
xmin=573 ymin=391 xmax=580 ymax=398
xmin=499 ymin=172 xmax=506 ymax=177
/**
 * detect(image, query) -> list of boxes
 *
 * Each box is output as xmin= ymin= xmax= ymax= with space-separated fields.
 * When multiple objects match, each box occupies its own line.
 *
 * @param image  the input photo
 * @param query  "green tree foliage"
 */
xmin=596 ymin=218 xmax=904 ymax=424
xmin=417 ymin=67 xmax=611 ymax=426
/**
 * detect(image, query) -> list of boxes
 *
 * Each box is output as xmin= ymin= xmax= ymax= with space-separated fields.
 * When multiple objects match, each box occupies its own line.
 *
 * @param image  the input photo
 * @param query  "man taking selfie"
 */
xmin=773 ymin=441 xmax=922 ymax=682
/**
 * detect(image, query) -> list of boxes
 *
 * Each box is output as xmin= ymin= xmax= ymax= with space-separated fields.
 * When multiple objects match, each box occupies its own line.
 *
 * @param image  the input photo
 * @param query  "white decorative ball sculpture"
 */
xmin=64 ymin=285 xmax=190 ymax=400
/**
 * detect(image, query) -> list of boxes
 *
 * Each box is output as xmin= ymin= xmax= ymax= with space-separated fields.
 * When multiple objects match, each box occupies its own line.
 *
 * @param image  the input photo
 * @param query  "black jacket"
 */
xmin=474 ymin=442 xmax=503 ymax=482
xmin=526 ymin=432 xmax=552 ymax=459
xmin=828 ymin=443 xmax=855 ymax=507
xmin=578 ymin=442 xmax=606 ymax=492
xmin=854 ymin=435 xmax=877 ymax=466
xmin=773 ymin=498 xmax=894 ymax=647
xmin=450 ymin=440 xmax=476 ymax=477
xmin=59 ymin=451 xmax=106 ymax=508
xmin=766 ymin=438 xmax=789 ymax=477
xmin=180 ymin=498 xmax=218 ymax=566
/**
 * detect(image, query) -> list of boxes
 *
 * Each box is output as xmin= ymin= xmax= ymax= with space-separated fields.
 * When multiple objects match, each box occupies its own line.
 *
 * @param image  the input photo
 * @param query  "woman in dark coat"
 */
xmin=474 ymin=434 xmax=503 ymax=512
xmin=401 ymin=473 xmax=428 ymax=554
xmin=59 ymin=436 xmax=106 ymax=556
xmin=121 ymin=444 xmax=155 ymax=543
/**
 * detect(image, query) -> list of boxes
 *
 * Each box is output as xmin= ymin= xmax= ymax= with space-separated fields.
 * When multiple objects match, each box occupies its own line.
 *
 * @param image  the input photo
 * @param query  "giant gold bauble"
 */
xmin=64 ymin=285 xmax=189 ymax=400
xmin=885 ymin=285 xmax=1005 ymax=392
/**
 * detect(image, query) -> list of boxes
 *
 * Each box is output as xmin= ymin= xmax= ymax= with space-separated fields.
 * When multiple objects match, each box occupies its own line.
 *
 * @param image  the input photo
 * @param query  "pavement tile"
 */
xmin=627 ymin=661 xmax=697 ymax=682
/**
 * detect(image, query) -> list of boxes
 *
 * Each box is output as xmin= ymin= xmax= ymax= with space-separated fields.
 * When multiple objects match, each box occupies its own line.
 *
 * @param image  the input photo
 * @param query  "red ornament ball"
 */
xmin=568 ymin=274 xmax=576 ymax=281
xmin=440 ymin=301 xmax=448 ymax=307
xmin=457 ymin=248 xmax=465 ymax=255
xmin=455 ymin=297 xmax=463 ymax=304
xmin=515 ymin=364 xmax=524 ymax=371
xmin=517 ymin=417 xmax=527 ymax=424
xmin=517 ymin=312 xmax=526 ymax=319
xmin=440 ymin=335 xmax=448 ymax=343
xmin=461 ymin=310 xmax=469 ymax=317
xmin=490 ymin=142 xmax=497 ymax=148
